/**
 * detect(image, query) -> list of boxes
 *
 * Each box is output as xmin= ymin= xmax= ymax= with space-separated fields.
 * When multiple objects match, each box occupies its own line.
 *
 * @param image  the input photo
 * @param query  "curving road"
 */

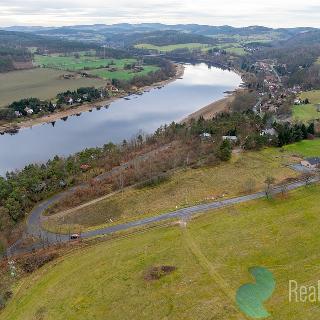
xmin=7 ymin=176 xmax=317 ymax=256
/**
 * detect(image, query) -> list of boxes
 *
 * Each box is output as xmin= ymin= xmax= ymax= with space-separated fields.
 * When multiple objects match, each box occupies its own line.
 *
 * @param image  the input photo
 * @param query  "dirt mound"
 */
xmin=144 ymin=265 xmax=177 ymax=281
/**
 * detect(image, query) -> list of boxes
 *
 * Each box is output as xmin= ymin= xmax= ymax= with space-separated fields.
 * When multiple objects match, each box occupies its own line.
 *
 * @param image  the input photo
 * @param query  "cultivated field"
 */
xmin=2 ymin=184 xmax=320 ymax=319
xmin=44 ymin=148 xmax=299 ymax=232
xmin=0 ymin=68 xmax=106 ymax=107
xmin=293 ymin=90 xmax=320 ymax=122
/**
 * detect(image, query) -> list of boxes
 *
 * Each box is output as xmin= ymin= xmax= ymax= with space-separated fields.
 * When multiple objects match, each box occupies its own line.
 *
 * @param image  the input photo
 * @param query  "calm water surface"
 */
xmin=0 ymin=63 xmax=242 ymax=175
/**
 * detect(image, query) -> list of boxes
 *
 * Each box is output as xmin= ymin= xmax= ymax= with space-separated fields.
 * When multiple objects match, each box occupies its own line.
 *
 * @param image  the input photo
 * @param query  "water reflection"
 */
xmin=0 ymin=63 xmax=241 ymax=175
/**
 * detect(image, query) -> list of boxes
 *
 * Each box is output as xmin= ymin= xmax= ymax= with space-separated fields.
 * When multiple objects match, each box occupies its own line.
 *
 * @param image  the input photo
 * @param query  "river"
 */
xmin=0 ymin=63 xmax=242 ymax=175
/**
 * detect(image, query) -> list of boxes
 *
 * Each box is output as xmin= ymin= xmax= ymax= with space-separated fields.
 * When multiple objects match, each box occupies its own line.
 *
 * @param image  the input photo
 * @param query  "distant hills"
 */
xmin=3 ymin=23 xmax=317 ymax=36
xmin=2 ymin=24 xmax=317 ymax=48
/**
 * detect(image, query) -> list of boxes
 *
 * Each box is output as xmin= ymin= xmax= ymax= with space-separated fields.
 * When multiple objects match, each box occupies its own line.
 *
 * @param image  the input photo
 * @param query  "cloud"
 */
xmin=0 ymin=0 xmax=320 ymax=27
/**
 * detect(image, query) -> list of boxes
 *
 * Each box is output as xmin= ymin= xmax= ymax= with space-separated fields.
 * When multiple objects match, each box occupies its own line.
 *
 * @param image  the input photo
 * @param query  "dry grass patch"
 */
xmin=44 ymin=148 xmax=298 ymax=233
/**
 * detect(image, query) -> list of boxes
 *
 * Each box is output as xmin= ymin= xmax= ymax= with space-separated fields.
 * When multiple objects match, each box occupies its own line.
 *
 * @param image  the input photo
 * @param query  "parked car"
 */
xmin=70 ymin=233 xmax=80 ymax=240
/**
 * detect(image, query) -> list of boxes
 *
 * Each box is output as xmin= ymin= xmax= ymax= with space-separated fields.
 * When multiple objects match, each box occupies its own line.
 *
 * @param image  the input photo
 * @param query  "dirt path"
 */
xmin=183 ymin=228 xmax=248 ymax=319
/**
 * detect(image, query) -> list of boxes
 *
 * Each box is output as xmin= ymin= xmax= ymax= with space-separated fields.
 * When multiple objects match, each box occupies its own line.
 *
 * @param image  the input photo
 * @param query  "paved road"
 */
xmin=7 ymin=176 xmax=317 ymax=256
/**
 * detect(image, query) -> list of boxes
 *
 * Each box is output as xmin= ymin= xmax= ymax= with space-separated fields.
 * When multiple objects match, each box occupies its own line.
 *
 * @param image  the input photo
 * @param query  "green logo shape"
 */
xmin=236 ymin=267 xmax=275 ymax=319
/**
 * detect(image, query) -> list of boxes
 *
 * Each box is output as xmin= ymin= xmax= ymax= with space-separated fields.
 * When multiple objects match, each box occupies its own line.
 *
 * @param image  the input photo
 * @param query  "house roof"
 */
xmin=306 ymin=157 xmax=320 ymax=166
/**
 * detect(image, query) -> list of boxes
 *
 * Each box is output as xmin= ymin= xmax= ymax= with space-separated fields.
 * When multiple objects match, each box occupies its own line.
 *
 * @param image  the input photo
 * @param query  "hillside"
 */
xmin=0 ymin=30 xmax=98 ymax=72
xmin=1 ymin=184 xmax=320 ymax=319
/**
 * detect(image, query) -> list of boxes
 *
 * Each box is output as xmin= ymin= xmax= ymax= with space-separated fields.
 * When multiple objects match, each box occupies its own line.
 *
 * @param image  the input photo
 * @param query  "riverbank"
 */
xmin=181 ymin=91 xmax=236 ymax=122
xmin=0 ymin=64 xmax=185 ymax=134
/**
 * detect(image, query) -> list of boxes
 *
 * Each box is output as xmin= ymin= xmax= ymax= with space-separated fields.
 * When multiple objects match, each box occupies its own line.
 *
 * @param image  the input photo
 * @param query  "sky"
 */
xmin=0 ymin=0 xmax=320 ymax=28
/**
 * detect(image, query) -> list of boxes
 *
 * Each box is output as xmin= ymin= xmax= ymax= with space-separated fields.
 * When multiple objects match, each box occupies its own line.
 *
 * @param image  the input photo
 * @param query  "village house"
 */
xmin=106 ymin=85 xmax=119 ymax=93
xmin=133 ymin=65 xmax=144 ymax=72
xmin=24 ymin=107 xmax=34 ymax=115
xmin=301 ymin=157 xmax=320 ymax=169
xmin=222 ymin=135 xmax=238 ymax=142
xmin=200 ymin=132 xmax=212 ymax=140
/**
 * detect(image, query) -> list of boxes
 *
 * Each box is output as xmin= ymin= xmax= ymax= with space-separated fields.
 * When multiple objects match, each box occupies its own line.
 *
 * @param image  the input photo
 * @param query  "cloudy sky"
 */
xmin=1 ymin=0 xmax=320 ymax=28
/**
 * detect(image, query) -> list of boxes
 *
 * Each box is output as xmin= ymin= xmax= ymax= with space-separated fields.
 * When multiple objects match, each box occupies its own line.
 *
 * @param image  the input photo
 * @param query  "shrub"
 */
xmin=18 ymin=253 xmax=58 ymax=273
xmin=217 ymin=140 xmax=232 ymax=161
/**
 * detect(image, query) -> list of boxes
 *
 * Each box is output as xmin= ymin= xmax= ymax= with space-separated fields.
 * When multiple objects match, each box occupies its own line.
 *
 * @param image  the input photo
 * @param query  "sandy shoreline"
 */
xmin=181 ymin=92 xmax=236 ymax=123
xmin=0 ymin=64 xmax=185 ymax=134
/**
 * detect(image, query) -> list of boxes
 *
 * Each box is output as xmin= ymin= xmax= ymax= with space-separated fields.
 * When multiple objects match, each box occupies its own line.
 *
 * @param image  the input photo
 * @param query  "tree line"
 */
xmin=0 ymin=87 xmax=109 ymax=121
xmin=2 ymin=107 xmax=316 ymax=247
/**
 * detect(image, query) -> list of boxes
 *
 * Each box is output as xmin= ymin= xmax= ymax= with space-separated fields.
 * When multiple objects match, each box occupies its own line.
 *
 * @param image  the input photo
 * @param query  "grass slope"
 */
xmin=34 ymin=55 xmax=136 ymax=72
xmin=45 ymin=148 xmax=298 ymax=233
xmin=89 ymin=65 xmax=160 ymax=81
xmin=283 ymin=138 xmax=320 ymax=157
xmin=293 ymin=90 xmax=320 ymax=122
xmin=0 ymin=68 xmax=106 ymax=107
xmin=2 ymin=184 xmax=320 ymax=319
xmin=135 ymin=43 xmax=246 ymax=56
xmin=34 ymin=54 xmax=159 ymax=81
xmin=135 ymin=43 xmax=211 ymax=52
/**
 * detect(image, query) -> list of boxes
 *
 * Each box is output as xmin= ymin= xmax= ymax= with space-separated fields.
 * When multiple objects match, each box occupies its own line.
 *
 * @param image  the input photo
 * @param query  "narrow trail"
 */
xmin=182 ymin=227 xmax=249 ymax=320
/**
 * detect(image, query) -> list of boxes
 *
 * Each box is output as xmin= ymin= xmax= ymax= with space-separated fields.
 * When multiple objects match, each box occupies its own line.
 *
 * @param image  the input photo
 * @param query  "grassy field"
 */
xmin=45 ymin=148 xmax=299 ymax=232
xmin=34 ymin=54 xmax=160 ymax=81
xmin=222 ymin=46 xmax=246 ymax=56
xmin=292 ymin=90 xmax=320 ymax=122
xmin=135 ymin=43 xmax=246 ymax=56
xmin=210 ymin=32 xmax=282 ymax=43
xmin=34 ymin=55 xmax=137 ymax=72
xmin=89 ymin=65 xmax=160 ymax=81
xmin=2 ymin=184 xmax=320 ymax=319
xmin=283 ymin=138 xmax=320 ymax=157
xmin=135 ymin=43 xmax=211 ymax=52
xmin=0 ymin=68 xmax=106 ymax=107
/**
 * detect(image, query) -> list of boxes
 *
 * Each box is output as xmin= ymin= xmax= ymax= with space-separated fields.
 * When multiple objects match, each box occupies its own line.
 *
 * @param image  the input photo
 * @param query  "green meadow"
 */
xmin=293 ymin=90 xmax=320 ymax=122
xmin=89 ymin=65 xmax=160 ymax=81
xmin=282 ymin=138 xmax=320 ymax=157
xmin=34 ymin=54 xmax=137 ymax=72
xmin=2 ymin=184 xmax=320 ymax=319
